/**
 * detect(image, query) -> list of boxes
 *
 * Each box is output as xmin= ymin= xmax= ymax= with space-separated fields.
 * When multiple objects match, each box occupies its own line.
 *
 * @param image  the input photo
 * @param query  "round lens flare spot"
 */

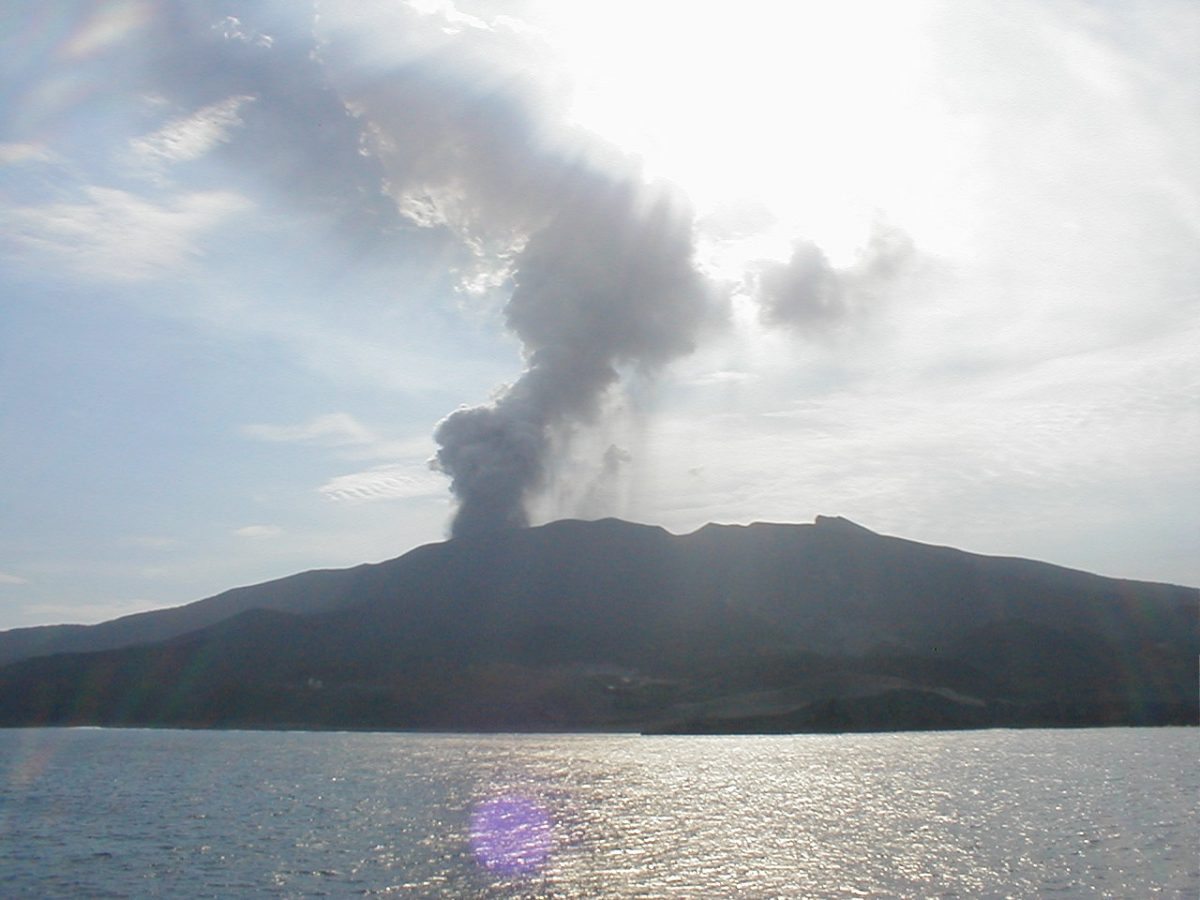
xmin=469 ymin=795 xmax=554 ymax=875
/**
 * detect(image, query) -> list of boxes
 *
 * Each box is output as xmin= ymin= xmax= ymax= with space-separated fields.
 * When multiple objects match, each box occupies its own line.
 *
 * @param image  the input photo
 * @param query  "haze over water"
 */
xmin=0 ymin=727 xmax=1194 ymax=897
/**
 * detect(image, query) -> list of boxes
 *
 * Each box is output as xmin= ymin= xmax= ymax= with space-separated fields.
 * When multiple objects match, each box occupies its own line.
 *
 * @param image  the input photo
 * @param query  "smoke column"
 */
xmin=434 ymin=176 xmax=716 ymax=538
xmin=307 ymin=4 xmax=723 ymax=537
xmin=315 ymin=4 xmax=910 ymax=539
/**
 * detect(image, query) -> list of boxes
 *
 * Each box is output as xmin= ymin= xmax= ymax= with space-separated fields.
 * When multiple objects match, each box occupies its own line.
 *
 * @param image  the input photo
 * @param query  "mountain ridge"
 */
xmin=0 ymin=516 xmax=1194 ymax=732
xmin=2 ymin=515 xmax=1191 ymax=667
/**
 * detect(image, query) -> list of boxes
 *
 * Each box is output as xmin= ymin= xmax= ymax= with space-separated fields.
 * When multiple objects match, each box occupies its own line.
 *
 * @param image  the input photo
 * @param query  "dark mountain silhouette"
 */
xmin=0 ymin=564 xmax=391 ymax=668
xmin=0 ymin=516 xmax=1195 ymax=732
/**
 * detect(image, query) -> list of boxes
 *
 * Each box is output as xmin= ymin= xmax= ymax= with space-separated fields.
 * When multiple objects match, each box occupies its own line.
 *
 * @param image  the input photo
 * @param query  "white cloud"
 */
xmin=0 ymin=143 xmax=57 ymax=165
xmin=319 ymin=463 xmax=445 ymax=503
xmin=1 ymin=186 xmax=251 ymax=281
xmin=232 ymin=525 xmax=283 ymax=539
xmin=242 ymin=413 xmax=377 ymax=447
xmin=215 ymin=16 xmax=274 ymax=48
xmin=129 ymin=95 xmax=255 ymax=170
xmin=242 ymin=413 xmax=444 ymax=504
xmin=0 ymin=571 xmax=29 ymax=586
xmin=685 ymin=369 xmax=758 ymax=387
xmin=242 ymin=414 xmax=437 ymax=463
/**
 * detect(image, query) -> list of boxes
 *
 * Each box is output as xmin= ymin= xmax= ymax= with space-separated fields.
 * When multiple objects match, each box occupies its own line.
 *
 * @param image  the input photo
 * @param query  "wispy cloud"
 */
xmin=0 ymin=143 xmax=57 ymax=165
xmin=232 ymin=525 xmax=283 ymax=540
xmin=241 ymin=413 xmax=434 ymax=461
xmin=0 ymin=571 xmax=29 ymax=586
xmin=242 ymin=413 xmax=376 ymax=447
xmin=684 ymin=369 xmax=759 ymax=387
xmin=129 ymin=94 xmax=255 ymax=170
xmin=215 ymin=16 xmax=274 ymax=49
xmin=242 ymin=414 xmax=443 ymax=504
xmin=319 ymin=464 xmax=444 ymax=503
xmin=1 ymin=186 xmax=250 ymax=281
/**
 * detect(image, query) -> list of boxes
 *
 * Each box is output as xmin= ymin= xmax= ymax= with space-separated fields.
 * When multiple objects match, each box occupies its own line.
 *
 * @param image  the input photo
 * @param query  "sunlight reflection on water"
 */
xmin=0 ymin=727 xmax=1195 ymax=897
xmin=470 ymin=794 xmax=554 ymax=875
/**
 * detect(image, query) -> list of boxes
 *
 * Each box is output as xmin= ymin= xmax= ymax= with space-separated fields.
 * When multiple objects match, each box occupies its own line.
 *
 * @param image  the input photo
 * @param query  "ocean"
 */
xmin=0 ymin=727 xmax=1194 ymax=897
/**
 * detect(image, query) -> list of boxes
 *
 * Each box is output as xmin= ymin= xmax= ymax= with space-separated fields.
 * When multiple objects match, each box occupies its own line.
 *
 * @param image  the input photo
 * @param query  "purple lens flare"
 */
xmin=469 ymin=794 xmax=554 ymax=875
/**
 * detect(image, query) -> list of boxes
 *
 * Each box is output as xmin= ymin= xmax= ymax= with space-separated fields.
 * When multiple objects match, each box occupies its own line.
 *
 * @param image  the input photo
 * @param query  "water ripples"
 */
xmin=0 ymin=727 xmax=1194 ymax=897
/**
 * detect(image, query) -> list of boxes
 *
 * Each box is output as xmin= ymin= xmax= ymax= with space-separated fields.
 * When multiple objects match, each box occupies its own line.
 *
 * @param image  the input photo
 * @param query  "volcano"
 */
xmin=0 ymin=517 xmax=1194 ymax=732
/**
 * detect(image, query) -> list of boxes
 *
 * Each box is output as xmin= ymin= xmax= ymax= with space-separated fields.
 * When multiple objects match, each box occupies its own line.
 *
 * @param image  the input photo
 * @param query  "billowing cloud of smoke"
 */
xmin=315 ymin=4 xmax=920 ymax=537
xmin=314 ymin=4 xmax=720 ymax=537
xmin=434 ymin=176 xmax=716 ymax=537
xmin=753 ymin=222 xmax=916 ymax=330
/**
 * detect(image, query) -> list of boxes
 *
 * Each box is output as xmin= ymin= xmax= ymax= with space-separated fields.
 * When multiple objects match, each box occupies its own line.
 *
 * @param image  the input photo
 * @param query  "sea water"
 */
xmin=0 ymin=727 xmax=1194 ymax=897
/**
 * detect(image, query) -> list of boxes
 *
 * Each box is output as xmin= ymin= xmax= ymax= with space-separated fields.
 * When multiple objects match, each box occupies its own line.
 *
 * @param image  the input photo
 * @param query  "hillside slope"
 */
xmin=0 ymin=517 xmax=1194 ymax=732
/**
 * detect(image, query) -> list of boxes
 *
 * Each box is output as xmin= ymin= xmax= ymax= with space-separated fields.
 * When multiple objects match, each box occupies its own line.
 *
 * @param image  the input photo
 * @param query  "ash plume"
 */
xmin=434 ymin=178 xmax=717 ymax=537
xmin=317 ymin=5 xmax=923 ymax=538
xmin=313 ymin=4 xmax=721 ymax=537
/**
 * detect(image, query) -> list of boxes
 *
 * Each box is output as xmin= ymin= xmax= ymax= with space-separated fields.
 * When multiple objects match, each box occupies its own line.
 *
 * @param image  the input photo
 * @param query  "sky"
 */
xmin=1 ymin=0 xmax=1197 ymax=629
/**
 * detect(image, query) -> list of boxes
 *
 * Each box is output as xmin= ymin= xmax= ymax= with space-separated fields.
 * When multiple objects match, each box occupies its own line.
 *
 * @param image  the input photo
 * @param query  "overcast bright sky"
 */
xmin=2 ymin=0 xmax=1197 ymax=629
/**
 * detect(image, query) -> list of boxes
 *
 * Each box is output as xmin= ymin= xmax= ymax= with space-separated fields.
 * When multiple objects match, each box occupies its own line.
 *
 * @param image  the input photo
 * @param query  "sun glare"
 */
xmin=537 ymin=0 xmax=959 ymax=264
